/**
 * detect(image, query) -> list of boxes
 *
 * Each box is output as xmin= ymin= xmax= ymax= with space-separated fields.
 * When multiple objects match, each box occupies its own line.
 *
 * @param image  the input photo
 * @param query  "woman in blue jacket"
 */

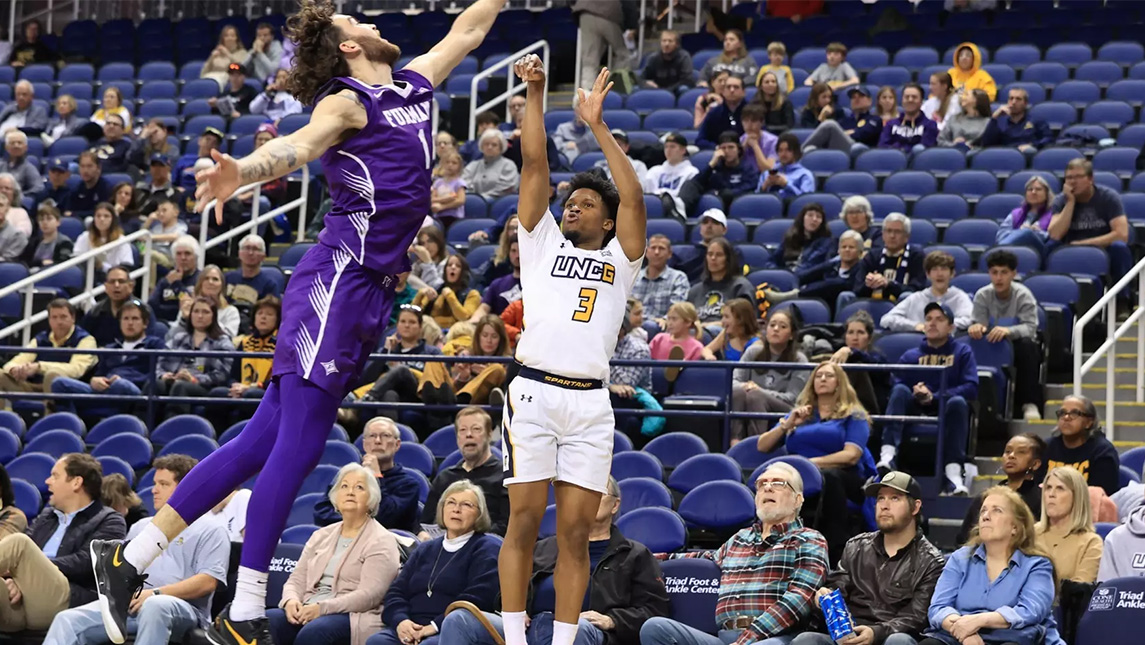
xmin=923 ymin=485 xmax=1063 ymax=645
xmin=765 ymin=202 xmax=834 ymax=277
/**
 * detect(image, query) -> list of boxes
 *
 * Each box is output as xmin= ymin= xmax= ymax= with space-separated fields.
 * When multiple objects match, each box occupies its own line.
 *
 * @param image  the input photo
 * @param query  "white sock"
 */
xmin=230 ymin=567 xmax=269 ymax=621
xmin=122 ymin=522 xmax=169 ymax=571
xmin=945 ymin=463 xmax=965 ymax=488
xmin=502 ymin=611 xmax=527 ymax=645
xmin=552 ymin=621 xmax=580 ymax=645
xmin=878 ymin=445 xmax=896 ymax=466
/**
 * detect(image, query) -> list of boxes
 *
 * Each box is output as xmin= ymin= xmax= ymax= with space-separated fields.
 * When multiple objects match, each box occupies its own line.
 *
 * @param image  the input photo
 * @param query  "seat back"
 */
xmin=611 ymin=451 xmax=664 ymax=481
xmin=1075 ymin=577 xmax=1145 ymax=645
xmin=644 ymin=432 xmax=709 ymax=469
xmin=667 ymin=454 xmax=743 ymax=494
xmin=616 ymin=507 xmax=687 ymax=553
xmin=660 ymin=559 xmax=721 ymax=634
xmin=617 ymin=477 xmax=673 ymax=516
xmin=677 ymin=481 xmax=756 ymax=530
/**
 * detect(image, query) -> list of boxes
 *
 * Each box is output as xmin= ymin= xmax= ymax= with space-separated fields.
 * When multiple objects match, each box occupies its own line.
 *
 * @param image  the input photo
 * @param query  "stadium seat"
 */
xmin=1120 ymin=447 xmax=1145 ymax=481
xmin=26 ymin=413 xmax=86 ymax=442
xmin=788 ymin=194 xmax=843 ymax=219
xmin=862 ymin=194 xmax=905 ymax=220
xmin=611 ymin=450 xmax=664 ymax=481
xmin=667 ymin=454 xmax=742 ymax=494
xmin=139 ymin=61 xmax=176 ymax=81
xmin=745 ymin=269 xmax=798 ymax=292
xmin=660 ymin=558 xmax=721 ymax=634
xmin=288 ymin=493 xmax=325 ymax=527
xmin=911 ymin=148 xmax=967 ymax=178
xmin=750 ymin=219 xmax=792 ymax=248
xmin=614 ymin=431 xmax=633 ymax=454
xmin=601 ymin=110 xmax=640 ymax=131
xmin=893 ymin=46 xmax=940 ymax=70
xmin=1098 ymin=41 xmax=1145 ymax=66
xmin=617 ymin=477 xmax=672 ymax=516
xmin=874 ymin=332 xmax=925 ymax=363
xmin=835 ymin=298 xmax=896 ymax=325
xmin=969 ymin=148 xmax=1025 ymax=178
xmin=1093 ymin=147 xmax=1139 ymax=179
xmin=980 ymin=63 xmax=1016 ymax=88
xmin=616 ymin=507 xmax=687 ymax=553
xmin=1094 ymin=171 xmax=1124 ymax=191
xmin=278 ymin=243 xmax=317 ymax=272
xmin=646 ymin=219 xmax=686 ymax=243
xmin=1075 ymin=61 xmax=1125 ymax=88
xmin=1120 ymin=466 xmax=1140 ymax=487
xmin=10 ymin=479 xmax=41 ymax=517
xmin=1022 ymin=62 xmax=1069 ymax=87
xmin=995 ymin=44 xmax=1041 ymax=69
xmin=908 ymin=220 xmax=939 ymax=246
xmin=943 ymin=219 xmax=1000 ymax=251
xmin=92 ymin=433 xmax=153 ymax=471
xmin=1122 ymin=193 xmax=1145 ymax=223
xmin=58 ymin=81 xmax=94 ymax=99
xmin=951 ymin=272 xmax=991 ymax=297
xmin=23 ymin=430 xmax=85 ymax=459
xmin=320 ymin=441 xmax=360 ymax=467
xmin=866 ymin=66 xmax=912 ymax=87
xmin=913 ymin=194 xmax=969 ymax=222
xmin=924 ymin=245 xmax=972 ymax=272
xmin=1028 ymin=102 xmax=1079 ymax=129
xmin=1132 ymin=173 xmax=1145 ymax=192
xmin=848 ymin=47 xmax=890 ymax=72
xmin=977 ymin=245 xmax=1042 ymax=276
xmin=1051 ymin=81 xmax=1101 ymax=109
xmin=85 ymin=414 xmax=148 ymax=446
xmin=489 ymin=195 xmax=518 ymax=222
xmin=772 ymin=298 xmax=831 ymax=326
xmin=282 ymin=524 xmax=319 ymax=545
xmin=883 ymin=171 xmax=937 ymax=200
xmin=158 ymin=435 xmax=218 ymax=461
xmin=1045 ymin=42 xmax=1093 ymax=68
xmin=572 ymin=152 xmax=605 ymax=172
xmin=1046 ymin=246 xmax=1109 ymax=282
xmin=644 ymin=432 xmax=708 ymax=470
xmin=1075 ymin=577 xmax=1145 ymax=645
xmin=943 ymin=171 xmax=998 ymax=201
xmin=7 ymin=453 xmax=55 ymax=495
xmin=0 ymin=430 xmax=18 ymax=464
xmin=277 ymin=114 xmax=310 ymax=135
xmin=330 ymin=424 xmax=351 ymax=443
xmin=1032 ymin=148 xmax=1084 ymax=174
xmin=409 ymin=470 xmax=430 ymax=504
xmin=150 ymin=414 xmax=215 ymax=445
xmin=538 ymin=504 xmax=557 ymax=538
xmin=1005 ymin=171 xmax=1060 ymax=194
xmin=424 ymin=425 xmax=457 ymax=458
xmin=823 ymin=172 xmax=877 ymax=196
xmin=854 ymin=149 xmax=907 ymax=177
xmin=677 ymin=480 xmax=756 ymax=530
xmin=395 ymin=443 xmax=435 ymax=477
xmin=625 ymin=89 xmax=676 ymax=113
xmin=95 ymin=455 xmax=134 ymax=487
xmin=802 ymin=150 xmax=850 ymax=179
xmin=1107 ymin=79 xmax=1145 ymax=108
xmin=738 ymin=244 xmax=770 ymax=269
xmin=218 ymin=421 xmax=247 ymax=445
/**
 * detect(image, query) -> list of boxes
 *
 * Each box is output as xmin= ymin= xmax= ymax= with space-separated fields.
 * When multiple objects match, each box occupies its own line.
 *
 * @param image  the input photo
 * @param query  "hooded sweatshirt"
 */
xmin=1097 ymin=506 xmax=1145 ymax=580
xmin=880 ymin=286 xmax=974 ymax=332
xmin=948 ymin=42 xmax=997 ymax=101
xmin=893 ymin=336 xmax=979 ymax=401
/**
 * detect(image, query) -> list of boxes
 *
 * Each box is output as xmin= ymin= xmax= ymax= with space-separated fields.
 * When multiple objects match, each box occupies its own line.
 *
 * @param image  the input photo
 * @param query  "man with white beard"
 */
xmin=640 ymin=463 xmax=828 ymax=645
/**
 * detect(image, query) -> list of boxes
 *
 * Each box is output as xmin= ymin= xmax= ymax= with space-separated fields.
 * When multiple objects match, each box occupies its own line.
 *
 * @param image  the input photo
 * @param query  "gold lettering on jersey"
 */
xmin=1047 ymin=459 xmax=1091 ymax=479
xmin=917 ymin=354 xmax=955 ymax=367
xmin=550 ymin=256 xmax=616 ymax=284
xmin=542 ymin=374 xmax=595 ymax=389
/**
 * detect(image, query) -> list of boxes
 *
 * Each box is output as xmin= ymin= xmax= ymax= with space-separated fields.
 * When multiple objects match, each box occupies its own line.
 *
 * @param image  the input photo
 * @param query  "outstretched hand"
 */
xmin=194 ymin=148 xmax=242 ymax=225
xmin=513 ymin=53 xmax=545 ymax=83
xmin=575 ymin=67 xmax=614 ymax=127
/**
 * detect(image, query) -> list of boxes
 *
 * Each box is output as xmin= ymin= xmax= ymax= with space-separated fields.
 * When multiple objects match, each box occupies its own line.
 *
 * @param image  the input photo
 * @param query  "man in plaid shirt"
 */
xmin=632 ymin=234 xmax=691 ymax=322
xmin=640 ymin=462 xmax=828 ymax=645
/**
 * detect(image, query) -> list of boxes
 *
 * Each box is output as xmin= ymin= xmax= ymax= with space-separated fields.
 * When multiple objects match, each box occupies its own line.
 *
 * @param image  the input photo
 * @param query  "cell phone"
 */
xmin=769 ymin=168 xmax=779 ymax=175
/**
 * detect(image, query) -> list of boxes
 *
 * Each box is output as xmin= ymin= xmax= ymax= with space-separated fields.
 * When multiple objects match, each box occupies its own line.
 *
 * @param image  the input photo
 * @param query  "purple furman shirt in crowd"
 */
xmin=273 ymin=70 xmax=434 ymax=396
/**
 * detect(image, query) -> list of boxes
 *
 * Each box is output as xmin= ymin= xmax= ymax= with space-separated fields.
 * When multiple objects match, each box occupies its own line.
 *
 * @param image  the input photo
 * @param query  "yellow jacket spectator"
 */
xmin=0 ymin=299 xmax=97 ymax=408
xmin=948 ymin=42 xmax=997 ymax=101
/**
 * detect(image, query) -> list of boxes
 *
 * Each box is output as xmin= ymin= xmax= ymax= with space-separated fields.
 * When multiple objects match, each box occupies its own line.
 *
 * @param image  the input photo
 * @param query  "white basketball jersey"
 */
xmin=514 ymin=213 xmax=642 ymax=381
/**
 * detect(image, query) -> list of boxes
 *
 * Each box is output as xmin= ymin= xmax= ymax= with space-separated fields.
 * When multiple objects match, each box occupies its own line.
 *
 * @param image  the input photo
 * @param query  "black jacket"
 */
xmin=824 ymin=531 xmax=945 ymax=645
xmin=642 ymin=50 xmax=696 ymax=91
xmin=531 ymin=526 xmax=670 ymax=645
xmin=26 ymin=501 xmax=127 ymax=607
xmin=421 ymin=455 xmax=508 ymax=535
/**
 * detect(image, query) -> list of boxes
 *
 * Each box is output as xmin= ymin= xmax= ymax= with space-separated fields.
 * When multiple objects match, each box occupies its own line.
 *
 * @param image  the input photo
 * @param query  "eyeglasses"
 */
xmin=755 ymin=480 xmax=793 ymax=492
xmin=444 ymin=499 xmax=476 ymax=511
xmin=106 ymin=278 xmax=131 ymax=285
xmin=239 ymin=245 xmax=263 ymax=252
xmin=365 ymin=432 xmax=398 ymax=442
xmin=1056 ymin=409 xmax=1093 ymax=420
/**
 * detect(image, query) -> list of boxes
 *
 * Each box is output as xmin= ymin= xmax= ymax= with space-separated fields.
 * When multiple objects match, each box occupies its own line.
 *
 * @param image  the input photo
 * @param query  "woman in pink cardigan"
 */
xmin=268 ymin=463 xmax=402 ymax=645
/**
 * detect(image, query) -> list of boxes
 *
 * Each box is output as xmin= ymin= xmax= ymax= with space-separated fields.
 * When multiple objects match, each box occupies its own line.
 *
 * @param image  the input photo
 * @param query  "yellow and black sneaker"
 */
xmin=207 ymin=604 xmax=272 ymax=645
xmin=90 ymin=539 xmax=147 ymax=645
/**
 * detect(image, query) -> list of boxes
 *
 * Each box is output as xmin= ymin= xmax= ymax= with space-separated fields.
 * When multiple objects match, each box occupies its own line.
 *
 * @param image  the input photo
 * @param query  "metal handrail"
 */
xmin=0 ymin=229 xmax=153 ymax=344
xmin=1072 ymin=256 xmax=1145 ymax=439
xmin=197 ymin=163 xmax=311 ymax=267
xmin=468 ymin=40 xmax=550 ymax=140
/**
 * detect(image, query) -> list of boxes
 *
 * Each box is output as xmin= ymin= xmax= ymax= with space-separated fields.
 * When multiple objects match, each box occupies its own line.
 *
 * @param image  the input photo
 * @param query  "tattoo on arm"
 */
xmin=239 ymin=139 xmax=301 ymax=184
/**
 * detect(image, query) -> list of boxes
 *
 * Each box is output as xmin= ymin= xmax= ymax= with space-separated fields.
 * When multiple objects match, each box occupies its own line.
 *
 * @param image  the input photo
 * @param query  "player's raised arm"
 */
xmin=514 ymin=54 xmax=550 ymax=234
xmin=196 ymin=89 xmax=366 ymax=223
xmin=405 ymin=0 xmax=506 ymax=87
xmin=579 ymin=68 xmax=647 ymax=261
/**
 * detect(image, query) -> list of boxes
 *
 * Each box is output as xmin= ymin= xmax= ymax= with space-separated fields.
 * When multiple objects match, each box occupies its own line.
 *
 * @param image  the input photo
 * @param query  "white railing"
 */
xmin=1073 ymin=256 xmax=1145 ymax=439
xmin=579 ymin=0 xmax=698 ymax=90
xmin=198 ymin=163 xmax=311 ymax=267
xmin=0 ymin=230 xmax=153 ymax=344
xmin=468 ymin=40 xmax=550 ymax=140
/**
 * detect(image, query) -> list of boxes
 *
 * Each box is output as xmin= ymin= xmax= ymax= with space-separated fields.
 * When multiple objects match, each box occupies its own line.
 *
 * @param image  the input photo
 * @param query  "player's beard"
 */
xmin=353 ymin=35 xmax=401 ymax=66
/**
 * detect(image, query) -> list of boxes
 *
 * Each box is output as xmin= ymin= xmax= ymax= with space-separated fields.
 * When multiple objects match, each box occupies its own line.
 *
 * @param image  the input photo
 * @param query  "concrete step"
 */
xmin=549 ymin=89 xmax=575 ymax=109
xmin=1077 ymin=353 xmax=1145 ymax=370
xmin=1046 ymin=382 xmax=1145 ymax=403
xmin=1008 ymin=418 xmax=1145 ymax=442
xmin=1074 ymin=366 xmax=1145 ymax=385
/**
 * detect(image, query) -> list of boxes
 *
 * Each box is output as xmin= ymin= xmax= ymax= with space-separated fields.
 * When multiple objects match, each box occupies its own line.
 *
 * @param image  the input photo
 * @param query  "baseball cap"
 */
xmin=847 ymin=86 xmax=871 ymax=98
xmin=255 ymin=122 xmax=279 ymax=137
xmin=923 ymin=302 xmax=955 ymax=324
xmin=864 ymin=471 xmax=922 ymax=499
xmin=227 ymin=62 xmax=247 ymax=74
xmin=662 ymin=132 xmax=688 ymax=147
xmin=610 ymin=128 xmax=628 ymax=142
xmin=48 ymin=157 xmax=68 ymax=171
xmin=699 ymin=208 xmax=728 ymax=227
xmin=202 ymin=126 xmax=225 ymax=142
xmin=149 ymin=153 xmax=170 ymax=167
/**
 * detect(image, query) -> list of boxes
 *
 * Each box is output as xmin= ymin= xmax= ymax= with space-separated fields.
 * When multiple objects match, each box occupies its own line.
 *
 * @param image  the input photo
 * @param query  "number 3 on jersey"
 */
xmin=572 ymin=288 xmax=598 ymax=323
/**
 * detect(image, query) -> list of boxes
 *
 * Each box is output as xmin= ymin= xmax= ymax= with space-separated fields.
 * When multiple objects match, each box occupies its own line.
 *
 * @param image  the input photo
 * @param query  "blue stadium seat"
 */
xmin=1119 ymin=446 xmax=1145 ymax=481
xmin=139 ymin=99 xmax=179 ymax=120
xmin=893 ymin=46 xmax=940 ymax=70
xmin=1120 ymin=466 xmax=1140 ymax=487
xmin=1004 ymin=171 xmax=1060 ymax=194
xmin=1098 ymin=41 xmax=1145 ymax=66
xmin=875 ymin=332 xmax=925 ymax=363
xmin=1123 ymin=193 xmax=1145 ymax=223
xmin=58 ymin=63 xmax=95 ymax=83
xmin=0 ymin=430 xmax=18 ymax=464
xmin=1027 ymin=102 xmax=1078 ymax=129
xmin=572 ymin=152 xmax=605 ymax=172
xmin=19 ymin=63 xmax=55 ymax=83
xmin=444 ymin=74 xmax=488 ymax=96
xmin=83 ymin=417 xmax=145 ymax=446
xmin=616 ymin=507 xmax=687 ymax=552
xmin=462 ymin=194 xmax=488 ymax=220
xmin=883 ymin=171 xmax=937 ymax=200
xmin=924 ymin=245 xmax=972 ymax=273
xmin=58 ymin=82 xmax=94 ymax=100
xmin=279 ymin=242 xmax=317 ymax=272
xmin=0 ymin=411 xmax=26 ymax=439
xmin=1107 ymin=79 xmax=1145 ymax=108
xmin=823 ymin=172 xmax=877 ymax=196
xmin=1084 ymin=101 xmax=1135 ymax=130
xmin=23 ymin=430 xmax=84 ymax=459
xmin=218 ymin=421 xmax=247 ymax=446
xmin=646 ymin=219 xmax=686 ymax=243
xmin=395 ymin=443 xmax=435 ymax=477
xmin=802 ymin=149 xmax=850 ymax=180
xmin=848 ymin=47 xmax=890 ymax=72
xmin=8 ymin=452 xmax=56 ymax=495
xmin=611 ymin=450 xmax=663 ymax=481
xmin=139 ymin=61 xmax=176 ymax=81
xmin=835 ymin=298 xmax=896 ymax=325
xmin=913 ymin=194 xmax=969 ymax=222
xmin=1022 ymin=62 xmax=1069 ymax=87
xmin=489 ymin=194 xmax=519 ymax=222
xmin=1032 ymin=147 xmax=1084 ymax=174
xmin=944 ymin=219 xmax=1001 ymax=250
xmin=677 ymin=481 xmax=755 ymax=530
xmin=26 ymin=412 xmax=85 ymax=441
xmin=1046 ymin=246 xmax=1109 ymax=282
xmin=601 ymin=110 xmax=640 ymax=131
xmin=788 ymin=193 xmax=843 ymax=218
xmin=446 ymin=219 xmax=493 ymax=245
xmin=1093 ymin=147 xmax=1139 ymax=179
xmin=184 ymin=115 xmax=227 ymax=137
xmin=138 ymin=80 xmax=177 ymax=101
xmin=320 ymin=441 xmax=360 ymax=467
xmin=282 ymin=524 xmax=319 ymax=545
xmin=854 ymin=149 xmax=907 ymax=177
xmin=864 ymin=194 xmax=906 ymax=219
xmin=1094 ymin=171 xmax=1124 ymax=191
xmin=1074 ymin=576 xmax=1145 ymax=645
xmin=660 ymin=558 xmax=721 ymax=633
xmin=465 ymin=245 xmax=496 ymax=268
xmin=537 ymin=504 xmax=558 ymax=539
xmin=158 ymin=435 xmax=218 ymax=461
xmin=951 ymin=272 xmax=991 ymax=296
xmin=1076 ymin=61 xmax=1125 ymax=88
xmin=409 ymin=470 xmax=430 ymax=504
xmin=1132 ymin=173 xmax=1145 ymax=192
xmin=973 ymin=246 xmax=1039 ymax=277
xmin=1045 ymin=42 xmax=1093 ymax=68
xmin=866 ymin=66 xmax=912 ymax=87
xmin=625 ymin=89 xmax=676 ymax=113
xmin=179 ymin=78 xmax=222 ymax=100
xmin=943 ymin=171 xmax=997 ymax=201
xmin=10 ymin=479 xmax=41 ymax=517
xmin=617 ymin=477 xmax=672 ymax=516
xmin=750 ymin=219 xmax=792 ymax=248
xmin=773 ymin=298 xmax=831 ymax=326
xmin=667 ymin=454 xmax=742 ymax=494
xmin=969 ymin=148 xmax=1025 ymax=178
xmin=745 ymin=269 xmax=798 ymax=292
xmin=92 ymin=434 xmax=153 ymax=471
xmin=97 ymin=455 xmax=135 ymax=486
xmin=151 ymin=414 xmax=215 ymax=445
xmin=729 ymin=193 xmax=784 ymax=222
xmin=995 ymin=44 xmax=1041 ymax=69
xmin=277 ymin=114 xmax=310 ymax=135
xmin=908 ymin=220 xmax=939 ymax=246
xmin=644 ymin=432 xmax=708 ymax=470
xmin=614 ymin=431 xmax=633 ymax=454
xmin=980 ymin=63 xmax=1016 ymax=87
xmin=792 ymin=47 xmax=826 ymax=70
xmin=1051 ymin=82 xmax=1100 ymax=110
xmin=288 ymin=493 xmax=324 ymax=527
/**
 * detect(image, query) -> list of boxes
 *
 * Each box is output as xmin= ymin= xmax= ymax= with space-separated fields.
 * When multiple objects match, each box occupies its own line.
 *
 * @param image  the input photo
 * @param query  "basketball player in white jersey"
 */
xmin=496 ymin=57 xmax=647 ymax=645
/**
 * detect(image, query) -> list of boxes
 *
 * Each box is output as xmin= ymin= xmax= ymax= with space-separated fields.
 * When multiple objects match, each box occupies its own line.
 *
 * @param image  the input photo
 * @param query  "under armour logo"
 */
xmin=601 ymin=249 xmax=612 ymax=257
xmin=560 ymin=242 xmax=566 ymax=248
xmin=321 ymin=360 xmax=339 ymax=376
xmin=520 ymin=394 xmax=533 ymax=402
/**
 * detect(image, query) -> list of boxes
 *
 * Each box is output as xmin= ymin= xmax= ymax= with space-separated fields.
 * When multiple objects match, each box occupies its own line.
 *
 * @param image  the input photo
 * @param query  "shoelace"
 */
xmin=129 ymin=573 xmax=150 ymax=600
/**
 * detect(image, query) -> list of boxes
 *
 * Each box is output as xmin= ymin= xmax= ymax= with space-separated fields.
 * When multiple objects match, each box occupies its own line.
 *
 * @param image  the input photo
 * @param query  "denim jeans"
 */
xmin=438 ymin=610 xmax=604 ymax=645
xmin=267 ymin=609 xmax=352 ymax=645
xmin=369 ymin=627 xmax=441 ymax=645
xmin=882 ymin=383 xmax=970 ymax=465
xmin=996 ymin=228 xmax=1048 ymax=257
xmin=41 ymin=595 xmax=201 ymax=645
xmin=791 ymin=632 xmax=918 ymax=645
xmin=49 ymin=375 xmax=141 ymax=415
xmin=639 ymin=617 xmax=795 ymax=645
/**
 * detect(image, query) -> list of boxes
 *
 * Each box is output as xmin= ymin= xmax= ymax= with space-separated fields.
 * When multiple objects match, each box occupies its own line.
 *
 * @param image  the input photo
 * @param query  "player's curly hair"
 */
xmin=284 ymin=0 xmax=352 ymax=106
xmin=564 ymin=169 xmax=621 ymax=244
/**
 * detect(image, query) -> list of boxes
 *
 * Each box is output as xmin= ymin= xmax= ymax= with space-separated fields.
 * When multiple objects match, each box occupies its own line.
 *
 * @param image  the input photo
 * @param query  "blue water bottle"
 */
xmin=819 ymin=589 xmax=855 ymax=642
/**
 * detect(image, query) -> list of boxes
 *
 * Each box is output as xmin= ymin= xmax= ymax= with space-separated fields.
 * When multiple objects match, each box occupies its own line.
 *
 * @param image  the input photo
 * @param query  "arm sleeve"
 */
xmin=606 ymin=548 xmax=671 ymax=645
xmin=695 ymin=110 xmax=719 ymax=149
xmin=946 ymin=348 xmax=979 ymax=401
xmin=952 ymin=291 xmax=974 ymax=330
xmin=826 ymin=538 xmax=856 ymax=591
xmin=445 ymin=289 xmax=481 ymax=321
xmin=374 ymin=477 xmax=421 ymax=531
xmin=1032 ymin=120 xmax=1053 ymax=149
xmin=842 ymin=415 xmax=870 ymax=449
xmin=320 ymin=533 xmax=402 ymax=615
xmin=994 ymin=556 xmax=1055 ymax=630
xmin=807 ymin=65 xmax=827 ymax=83
xmin=381 ymin=548 xmax=417 ymax=626
xmin=938 ymin=123 xmax=954 ymax=146
xmin=1072 ymin=533 xmax=1103 ymax=583
xmin=921 ymin=121 xmax=938 ymax=148
xmin=1090 ymin=446 xmax=1122 ymax=496
xmin=1010 ymin=290 xmax=1039 ymax=340
xmin=249 ymin=92 xmax=270 ymax=115
xmin=928 ymin=549 xmax=968 ymax=629
xmin=881 ymin=295 xmax=919 ymax=332
xmin=790 ymin=168 xmax=815 ymax=196
xmin=738 ymin=533 xmax=828 ymax=643
xmin=978 ymin=119 xmax=1001 ymax=148
xmin=971 ymin=291 xmax=989 ymax=327
xmin=198 ymin=338 xmax=234 ymax=388
xmin=670 ymin=271 xmax=691 ymax=305
xmin=877 ymin=122 xmax=893 ymax=149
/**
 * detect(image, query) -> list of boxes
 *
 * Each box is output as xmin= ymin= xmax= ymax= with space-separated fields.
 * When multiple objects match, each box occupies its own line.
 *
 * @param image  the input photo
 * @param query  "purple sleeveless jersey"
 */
xmin=272 ymin=69 xmax=434 ymax=396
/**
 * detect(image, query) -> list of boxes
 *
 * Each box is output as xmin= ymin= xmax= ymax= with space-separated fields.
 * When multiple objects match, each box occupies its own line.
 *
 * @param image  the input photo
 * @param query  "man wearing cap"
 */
xmin=793 ymin=472 xmax=944 ymax=645
xmin=881 ymin=302 xmax=978 ymax=496
xmin=0 ymin=130 xmax=42 ymax=197
xmin=94 ymin=113 xmax=132 ymax=174
xmin=41 ymin=158 xmax=74 ymax=210
xmin=674 ymin=207 xmax=733 ymax=283
xmin=802 ymin=86 xmax=883 ymax=155
xmin=592 ymin=130 xmax=649 ymax=185
xmin=681 ymin=131 xmax=759 ymax=215
xmin=643 ymin=132 xmax=697 ymax=220
xmin=134 ymin=153 xmax=182 ymax=217
xmin=210 ymin=63 xmax=258 ymax=119
xmin=66 ymin=150 xmax=111 ymax=218
xmin=173 ymin=127 xmax=224 ymax=194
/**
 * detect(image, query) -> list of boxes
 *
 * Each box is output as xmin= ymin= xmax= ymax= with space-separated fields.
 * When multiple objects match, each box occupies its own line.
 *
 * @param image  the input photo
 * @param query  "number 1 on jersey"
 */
xmin=417 ymin=128 xmax=431 ymax=170
xmin=572 ymin=287 xmax=598 ymax=323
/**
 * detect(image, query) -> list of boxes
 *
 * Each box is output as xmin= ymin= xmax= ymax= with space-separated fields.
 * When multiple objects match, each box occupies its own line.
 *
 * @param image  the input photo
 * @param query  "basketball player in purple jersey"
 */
xmin=89 ymin=2 xmax=504 ymax=644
